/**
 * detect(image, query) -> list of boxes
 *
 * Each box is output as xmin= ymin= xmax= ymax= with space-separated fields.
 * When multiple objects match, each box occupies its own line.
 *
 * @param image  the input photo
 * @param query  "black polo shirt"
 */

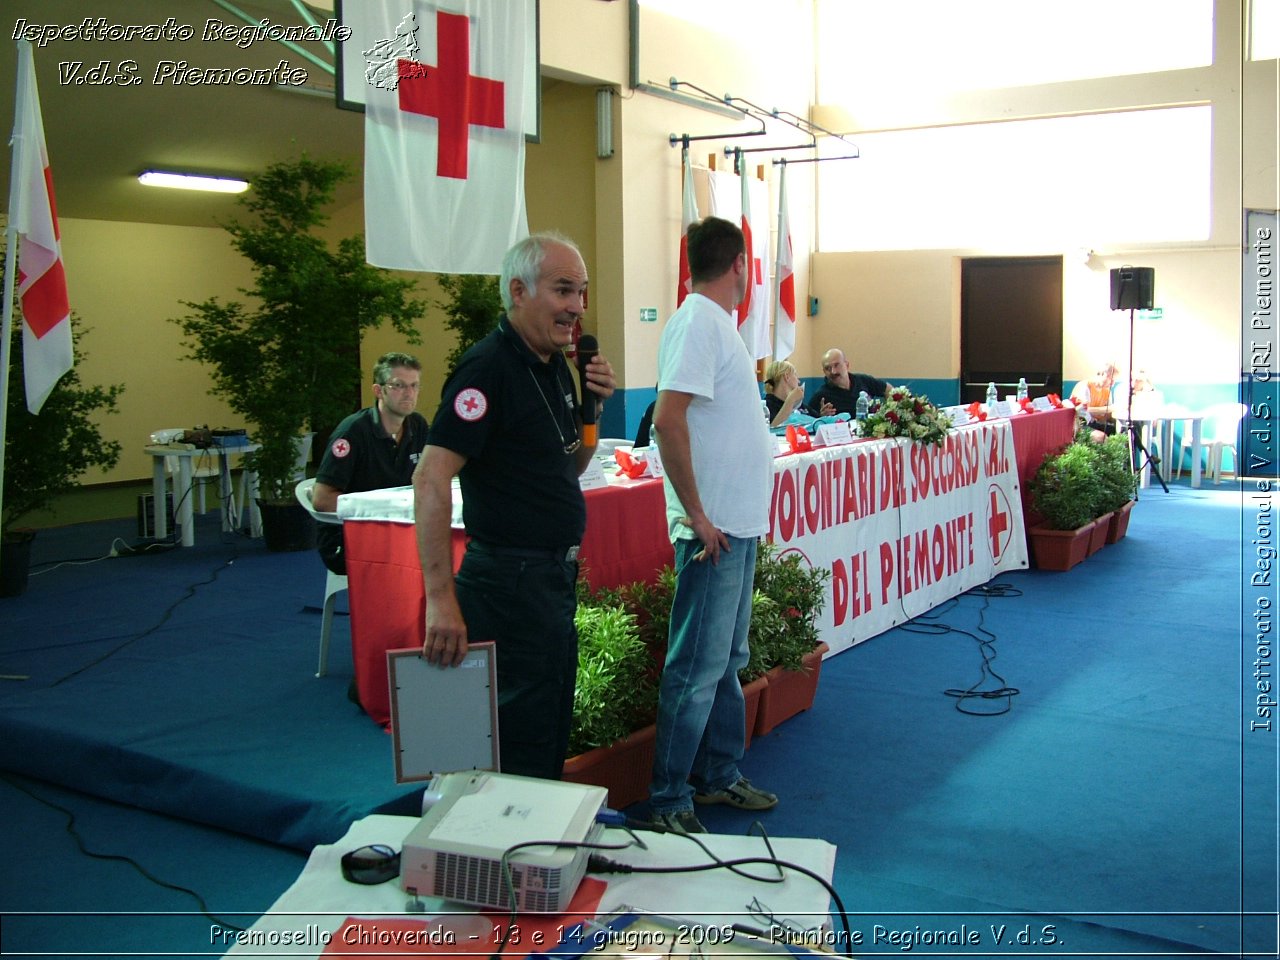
xmin=314 ymin=405 xmax=429 ymax=560
xmin=806 ymin=374 xmax=889 ymax=416
xmin=427 ymin=318 xmax=586 ymax=549
xmin=764 ymin=392 xmax=784 ymax=423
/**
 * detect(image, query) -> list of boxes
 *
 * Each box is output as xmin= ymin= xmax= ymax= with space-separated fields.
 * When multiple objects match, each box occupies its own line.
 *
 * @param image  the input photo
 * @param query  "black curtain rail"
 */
xmin=773 ymin=156 xmax=865 ymax=167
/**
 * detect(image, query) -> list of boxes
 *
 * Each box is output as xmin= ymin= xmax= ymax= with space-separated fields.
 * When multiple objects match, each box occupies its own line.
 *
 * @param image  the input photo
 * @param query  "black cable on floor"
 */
xmin=1 ymin=774 xmax=247 ymax=933
xmin=49 ymin=552 xmax=238 ymax=687
xmin=900 ymin=578 xmax=1021 ymax=715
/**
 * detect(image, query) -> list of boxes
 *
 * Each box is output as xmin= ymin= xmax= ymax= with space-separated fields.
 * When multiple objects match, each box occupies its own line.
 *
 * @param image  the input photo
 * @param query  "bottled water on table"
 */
xmin=855 ymin=391 xmax=870 ymax=421
xmin=986 ymin=382 xmax=999 ymax=410
xmin=1017 ymin=377 xmax=1029 ymax=402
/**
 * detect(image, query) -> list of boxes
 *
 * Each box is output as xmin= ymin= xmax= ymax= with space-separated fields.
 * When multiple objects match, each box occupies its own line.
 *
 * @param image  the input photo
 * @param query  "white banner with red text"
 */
xmin=767 ymin=419 xmax=1028 ymax=656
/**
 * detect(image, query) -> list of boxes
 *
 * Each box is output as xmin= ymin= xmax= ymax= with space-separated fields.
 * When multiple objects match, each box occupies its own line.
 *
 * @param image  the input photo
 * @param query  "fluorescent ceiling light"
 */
xmin=138 ymin=171 xmax=249 ymax=193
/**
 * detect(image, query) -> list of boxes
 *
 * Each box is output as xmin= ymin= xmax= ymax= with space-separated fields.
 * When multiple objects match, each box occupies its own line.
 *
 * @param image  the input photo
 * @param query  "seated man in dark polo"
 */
xmin=312 ymin=352 xmax=429 ymax=574
xmin=806 ymin=347 xmax=891 ymax=417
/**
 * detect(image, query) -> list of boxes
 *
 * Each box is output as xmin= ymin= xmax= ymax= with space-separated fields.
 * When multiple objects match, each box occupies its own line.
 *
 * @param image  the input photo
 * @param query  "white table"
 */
xmin=1118 ymin=410 xmax=1204 ymax=489
xmin=144 ymin=441 xmax=261 ymax=547
xmin=222 ymin=814 xmax=838 ymax=958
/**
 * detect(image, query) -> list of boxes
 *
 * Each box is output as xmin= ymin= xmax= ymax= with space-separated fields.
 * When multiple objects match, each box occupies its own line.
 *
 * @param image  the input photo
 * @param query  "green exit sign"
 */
xmin=640 ymin=307 xmax=658 ymax=323
xmin=1136 ymin=307 xmax=1163 ymax=321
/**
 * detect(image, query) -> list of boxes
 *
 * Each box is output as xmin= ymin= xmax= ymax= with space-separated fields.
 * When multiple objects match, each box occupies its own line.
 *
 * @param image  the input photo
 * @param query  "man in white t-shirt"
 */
xmin=648 ymin=216 xmax=776 ymax=835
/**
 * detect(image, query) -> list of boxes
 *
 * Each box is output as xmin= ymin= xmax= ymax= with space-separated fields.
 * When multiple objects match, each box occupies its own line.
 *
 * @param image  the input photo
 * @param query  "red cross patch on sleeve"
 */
xmin=454 ymin=388 xmax=488 ymax=422
xmin=331 ymin=439 xmax=351 ymax=458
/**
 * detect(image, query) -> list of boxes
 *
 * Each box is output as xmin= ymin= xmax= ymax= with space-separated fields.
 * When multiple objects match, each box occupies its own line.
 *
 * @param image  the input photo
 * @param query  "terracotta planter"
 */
xmin=1027 ymin=523 xmax=1093 ymax=571
xmin=741 ymin=674 xmax=768 ymax=749
xmin=563 ymin=724 xmax=655 ymax=809
xmin=754 ymin=642 xmax=829 ymax=736
xmin=1106 ymin=499 xmax=1136 ymax=544
xmin=1086 ymin=515 xmax=1109 ymax=556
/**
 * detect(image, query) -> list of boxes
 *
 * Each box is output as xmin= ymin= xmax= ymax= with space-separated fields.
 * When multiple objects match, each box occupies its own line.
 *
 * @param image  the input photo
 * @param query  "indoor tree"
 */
xmin=173 ymin=156 xmax=424 ymax=504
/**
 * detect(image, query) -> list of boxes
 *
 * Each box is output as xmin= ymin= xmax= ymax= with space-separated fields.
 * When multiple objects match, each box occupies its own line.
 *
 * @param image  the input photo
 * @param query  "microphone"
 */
xmin=577 ymin=333 xmax=599 ymax=447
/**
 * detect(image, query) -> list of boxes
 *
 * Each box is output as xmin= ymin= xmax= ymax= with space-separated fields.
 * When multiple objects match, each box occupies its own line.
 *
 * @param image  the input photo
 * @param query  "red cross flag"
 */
xmin=773 ymin=162 xmax=796 ymax=361
xmin=676 ymin=148 xmax=698 ymax=308
xmin=7 ymin=41 xmax=73 ymax=415
xmin=708 ymin=167 xmax=770 ymax=360
xmin=357 ymin=1 xmax=530 ymax=274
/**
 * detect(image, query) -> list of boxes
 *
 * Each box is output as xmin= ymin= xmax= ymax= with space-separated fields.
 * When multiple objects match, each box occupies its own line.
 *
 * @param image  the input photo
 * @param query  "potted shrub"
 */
xmin=564 ymin=543 xmax=832 ymax=798
xmin=562 ymin=600 xmax=659 ymax=807
xmin=1027 ymin=441 xmax=1106 ymax=571
xmin=172 ymin=157 xmax=424 ymax=550
xmin=1095 ymin=433 xmax=1138 ymax=543
xmin=2 ymin=314 xmax=123 ymax=596
xmin=750 ymin=541 xmax=831 ymax=735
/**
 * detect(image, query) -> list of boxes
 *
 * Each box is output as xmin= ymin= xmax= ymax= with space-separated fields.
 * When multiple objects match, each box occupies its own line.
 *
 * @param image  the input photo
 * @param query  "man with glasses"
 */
xmin=313 ymin=352 xmax=428 ymax=574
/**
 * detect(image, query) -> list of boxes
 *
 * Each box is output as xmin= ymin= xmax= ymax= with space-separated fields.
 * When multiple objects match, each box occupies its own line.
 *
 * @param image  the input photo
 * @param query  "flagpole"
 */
xmin=0 ymin=41 xmax=34 ymax=530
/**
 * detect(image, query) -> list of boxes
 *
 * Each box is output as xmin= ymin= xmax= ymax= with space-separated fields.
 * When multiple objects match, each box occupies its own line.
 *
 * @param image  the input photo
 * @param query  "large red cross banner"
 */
xmin=356 ymin=0 xmax=530 ymax=274
xmin=768 ymin=419 xmax=1029 ymax=656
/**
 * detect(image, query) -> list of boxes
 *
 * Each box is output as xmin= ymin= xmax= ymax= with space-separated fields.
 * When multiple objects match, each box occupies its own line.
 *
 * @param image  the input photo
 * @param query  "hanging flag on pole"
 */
xmin=356 ymin=0 xmax=530 ymax=274
xmin=707 ymin=165 xmax=770 ymax=359
xmin=736 ymin=151 xmax=770 ymax=360
xmin=676 ymin=145 xmax=698 ymax=308
xmin=736 ymin=150 xmax=754 ymax=333
xmin=6 ymin=39 xmax=73 ymax=415
xmin=773 ymin=161 xmax=796 ymax=361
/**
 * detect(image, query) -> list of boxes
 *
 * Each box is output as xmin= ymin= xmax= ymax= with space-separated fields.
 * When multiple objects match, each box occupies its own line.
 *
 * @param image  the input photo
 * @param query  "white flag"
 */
xmin=356 ymin=0 xmax=530 ymax=274
xmin=676 ymin=149 xmax=698 ymax=307
xmin=9 ymin=41 xmax=73 ymax=414
xmin=773 ymin=164 xmax=796 ymax=361
xmin=707 ymin=169 xmax=770 ymax=360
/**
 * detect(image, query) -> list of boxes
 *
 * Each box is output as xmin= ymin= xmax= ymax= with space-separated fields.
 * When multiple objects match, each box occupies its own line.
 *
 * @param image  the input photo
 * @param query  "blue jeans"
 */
xmin=650 ymin=535 xmax=757 ymax=814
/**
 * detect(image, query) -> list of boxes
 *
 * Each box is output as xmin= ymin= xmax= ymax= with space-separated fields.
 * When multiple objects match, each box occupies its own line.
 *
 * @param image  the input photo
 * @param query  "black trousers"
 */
xmin=455 ymin=545 xmax=579 ymax=780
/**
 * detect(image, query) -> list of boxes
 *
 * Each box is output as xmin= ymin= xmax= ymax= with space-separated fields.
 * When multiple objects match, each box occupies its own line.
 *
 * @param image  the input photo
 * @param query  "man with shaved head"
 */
xmin=805 ymin=347 xmax=890 ymax=417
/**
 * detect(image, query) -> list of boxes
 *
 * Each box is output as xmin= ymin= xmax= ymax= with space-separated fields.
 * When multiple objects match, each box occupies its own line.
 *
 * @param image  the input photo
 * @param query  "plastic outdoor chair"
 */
xmin=1177 ymin=402 xmax=1246 ymax=483
xmin=294 ymin=477 xmax=347 ymax=677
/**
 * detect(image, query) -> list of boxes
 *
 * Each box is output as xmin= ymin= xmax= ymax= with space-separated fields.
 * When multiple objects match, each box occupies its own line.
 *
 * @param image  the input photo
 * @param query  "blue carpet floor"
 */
xmin=1 ymin=483 xmax=1276 ymax=958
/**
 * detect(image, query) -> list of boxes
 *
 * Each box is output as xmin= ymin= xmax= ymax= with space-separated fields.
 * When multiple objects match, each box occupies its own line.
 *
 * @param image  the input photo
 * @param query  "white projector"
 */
xmin=401 ymin=771 xmax=607 ymax=913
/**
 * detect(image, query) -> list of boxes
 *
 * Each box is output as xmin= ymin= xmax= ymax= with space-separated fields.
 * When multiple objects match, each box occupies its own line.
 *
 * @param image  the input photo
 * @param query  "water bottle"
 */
xmin=649 ymin=423 xmax=657 ymax=447
xmin=855 ymin=391 xmax=870 ymax=421
xmin=985 ymin=381 xmax=998 ymax=410
xmin=1017 ymin=377 xmax=1029 ymax=402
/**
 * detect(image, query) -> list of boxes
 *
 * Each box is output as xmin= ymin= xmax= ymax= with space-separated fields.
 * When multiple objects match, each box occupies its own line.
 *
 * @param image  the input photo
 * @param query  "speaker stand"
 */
xmin=1125 ymin=307 xmax=1167 ymax=496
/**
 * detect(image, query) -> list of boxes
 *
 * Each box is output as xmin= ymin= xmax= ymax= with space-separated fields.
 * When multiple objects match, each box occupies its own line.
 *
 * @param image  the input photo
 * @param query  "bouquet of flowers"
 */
xmin=861 ymin=388 xmax=953 ymax=445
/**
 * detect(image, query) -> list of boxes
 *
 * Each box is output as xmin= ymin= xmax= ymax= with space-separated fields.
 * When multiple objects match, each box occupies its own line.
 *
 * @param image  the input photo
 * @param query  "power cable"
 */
xmin=2 ymin=774 xmax=247 ymax=933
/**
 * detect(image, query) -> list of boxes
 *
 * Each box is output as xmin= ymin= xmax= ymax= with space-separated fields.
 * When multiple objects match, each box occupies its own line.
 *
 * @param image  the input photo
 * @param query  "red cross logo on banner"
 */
xmin=398 ymin=10 xmax=505 ymax=180
xmin=986 ymin=485 xmax=1012 ymax=560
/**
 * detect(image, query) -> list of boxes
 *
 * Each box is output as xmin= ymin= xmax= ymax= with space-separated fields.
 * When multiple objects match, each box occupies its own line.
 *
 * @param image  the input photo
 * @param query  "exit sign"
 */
xmin=640 ymin=307 xmax=658 ymax=323
xmin=1136 ymin=307 xmax=1163 ymax=321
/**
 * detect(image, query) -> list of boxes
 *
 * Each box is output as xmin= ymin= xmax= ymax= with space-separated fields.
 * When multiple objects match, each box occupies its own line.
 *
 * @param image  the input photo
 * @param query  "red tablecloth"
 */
xmin=344 ymin=410 xmax=1074 ymax=727
xmin=1009 ymin=406 xmax=1076 ymax=526
xmin=344 ymin=478 xmax=672 ymax=726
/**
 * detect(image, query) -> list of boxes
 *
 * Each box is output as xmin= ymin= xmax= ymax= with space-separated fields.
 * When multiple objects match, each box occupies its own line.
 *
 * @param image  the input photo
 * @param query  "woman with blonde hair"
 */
xmin=763 ymin=359 xmax=805 ymax=427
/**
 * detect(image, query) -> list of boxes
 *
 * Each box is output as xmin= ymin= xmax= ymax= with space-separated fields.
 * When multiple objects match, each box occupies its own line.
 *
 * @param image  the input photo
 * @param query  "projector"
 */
xmin=401 ymin=771 xmax=607 ymax=914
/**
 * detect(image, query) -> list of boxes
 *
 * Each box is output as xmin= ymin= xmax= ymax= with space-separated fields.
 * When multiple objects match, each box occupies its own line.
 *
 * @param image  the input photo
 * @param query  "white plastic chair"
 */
xmin=1178 ymin=402 xmax=1246 ymax=483
xmin=294 ymin=478 xmax=347 ymax=678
